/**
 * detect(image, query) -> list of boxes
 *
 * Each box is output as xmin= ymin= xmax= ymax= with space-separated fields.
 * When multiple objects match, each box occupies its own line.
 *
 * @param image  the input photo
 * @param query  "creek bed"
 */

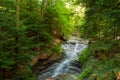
xmin=37 ymin=38 xmax=88 ymax=80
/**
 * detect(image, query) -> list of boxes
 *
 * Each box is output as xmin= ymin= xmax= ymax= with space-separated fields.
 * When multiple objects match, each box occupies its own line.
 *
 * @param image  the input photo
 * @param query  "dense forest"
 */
xmin=77 ymin=0 xmax=120 ymax=80
xmin=0 ymin=0 xmax=120 ymax=80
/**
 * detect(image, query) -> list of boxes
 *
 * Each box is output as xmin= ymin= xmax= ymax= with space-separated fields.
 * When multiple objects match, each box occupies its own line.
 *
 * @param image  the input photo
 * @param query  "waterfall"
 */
xmin=37 ymin=38 xmax=87 ymax=80
xmin=52 ymin=40 xmax=87 ymax=78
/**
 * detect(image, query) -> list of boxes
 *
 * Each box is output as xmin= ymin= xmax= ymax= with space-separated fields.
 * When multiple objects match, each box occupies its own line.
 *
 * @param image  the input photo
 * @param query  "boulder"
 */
xmin=54 ymin=74 xmax=78 ymax=80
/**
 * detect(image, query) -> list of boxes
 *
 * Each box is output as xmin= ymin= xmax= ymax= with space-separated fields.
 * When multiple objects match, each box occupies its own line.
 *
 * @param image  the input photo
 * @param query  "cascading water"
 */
xmin=37 ymin=38 xmax=87 ymax=80
xmin=52 ymin=40 xmax=87 ymax=78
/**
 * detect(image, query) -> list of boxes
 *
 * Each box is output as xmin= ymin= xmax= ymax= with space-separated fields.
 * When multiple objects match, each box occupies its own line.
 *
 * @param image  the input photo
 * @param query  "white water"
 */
xmin=37 ymin=38 xmax=87 ymax=80
xmin=52 ymin=40 xmax=87 ymax=78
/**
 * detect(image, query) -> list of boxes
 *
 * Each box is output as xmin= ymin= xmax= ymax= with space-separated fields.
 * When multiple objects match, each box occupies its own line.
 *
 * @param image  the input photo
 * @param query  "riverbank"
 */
xmin=32 ymin=53 xmax=64 ymax=76
xmin=79 ymin=52 xmax=120 ymax=80
xmin=78 ymin=41 xmax=120 ymax=80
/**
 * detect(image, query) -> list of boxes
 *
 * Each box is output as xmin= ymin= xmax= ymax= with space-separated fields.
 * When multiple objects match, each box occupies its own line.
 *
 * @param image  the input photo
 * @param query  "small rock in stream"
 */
xmin=53 ymin=74 xmax=78 ymax=80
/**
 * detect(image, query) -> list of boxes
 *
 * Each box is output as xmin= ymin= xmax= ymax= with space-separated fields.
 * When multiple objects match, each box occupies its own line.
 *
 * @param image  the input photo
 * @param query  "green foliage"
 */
xmin=78 ymin=66 xmax=92 ymax=79
xmin=16 ymin=66 xmax=36 ymax=80
xmin=39 ymin=32 xmax=53 ymax=43
xmin=79 ymin=48 xmax=92 ymax=65
xmin=75 ymin=0 xmax=120 ymax=80
xmin=0 ymin=56 xmax=15 ymax=69
xmin=0 ymin=0 xmax=78 ymax=79
xmin=78 ymin=40 xmax=120 ymax=80
xmin=52 ymin=45 xmax=62 ymax=54
xmin=78 ymin=52 xmax=120 ymax=80
xmin=0 ymin=0 xmax=74 ymax=79
xmin=89 ymin=40 xmax=118 ymax=53
xmin=78 ymin=0 xmax=120 ymax=40
xmin=43 ymin=0 xmax=74 ymax=38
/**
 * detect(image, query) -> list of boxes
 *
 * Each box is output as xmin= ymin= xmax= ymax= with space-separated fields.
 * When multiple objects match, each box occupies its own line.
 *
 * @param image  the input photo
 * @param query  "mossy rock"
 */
xmin=54 ymin=74 xmax=78 ymax=80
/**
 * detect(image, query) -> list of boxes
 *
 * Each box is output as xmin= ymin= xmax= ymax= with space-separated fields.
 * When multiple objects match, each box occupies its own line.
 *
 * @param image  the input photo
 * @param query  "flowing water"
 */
xmin=37 ymin=37 xmax=87 ymax=80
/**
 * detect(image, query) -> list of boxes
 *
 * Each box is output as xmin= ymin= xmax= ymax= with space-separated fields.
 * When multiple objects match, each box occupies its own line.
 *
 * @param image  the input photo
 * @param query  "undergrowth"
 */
xmin=78 ymin=40 xmax=120 ymax=80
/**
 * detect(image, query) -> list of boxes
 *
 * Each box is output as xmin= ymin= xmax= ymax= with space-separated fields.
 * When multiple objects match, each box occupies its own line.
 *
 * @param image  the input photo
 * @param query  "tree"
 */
xmin=78 ymin=0 xmax=120 ymax=41
xmin=0 ymin=0 xmax=74 ymax=79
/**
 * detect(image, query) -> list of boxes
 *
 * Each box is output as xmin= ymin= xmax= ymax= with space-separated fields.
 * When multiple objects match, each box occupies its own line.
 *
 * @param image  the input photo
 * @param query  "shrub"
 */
xmin=79 ymin=48 xmax=92 ymax=65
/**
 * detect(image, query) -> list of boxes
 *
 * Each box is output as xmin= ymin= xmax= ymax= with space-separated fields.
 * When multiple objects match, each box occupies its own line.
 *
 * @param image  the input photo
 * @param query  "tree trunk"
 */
xmin=16 ymin=0 xmax=20 ymax=28
xmin=15 ymin=0 xmax=20 ymax=54
xmin=2 ymin=68 xmax=5 ymax=80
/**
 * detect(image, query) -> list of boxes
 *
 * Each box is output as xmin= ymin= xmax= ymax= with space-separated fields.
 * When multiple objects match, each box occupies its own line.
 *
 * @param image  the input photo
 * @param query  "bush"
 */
xmin=79 ymin=48 xmax=92 ymax=65
xmin=78 ymin=66 xmax=92 ymax=79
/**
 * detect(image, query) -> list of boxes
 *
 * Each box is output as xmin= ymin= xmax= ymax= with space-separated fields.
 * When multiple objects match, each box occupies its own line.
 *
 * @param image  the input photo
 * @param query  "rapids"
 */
xmin=37 ymin=37 xmax=88 ymax=80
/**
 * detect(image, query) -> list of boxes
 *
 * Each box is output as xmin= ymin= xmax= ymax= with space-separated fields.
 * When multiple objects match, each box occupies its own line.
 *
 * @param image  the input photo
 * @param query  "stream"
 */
xmin=37 ymin=37 xmax=88 ymax=80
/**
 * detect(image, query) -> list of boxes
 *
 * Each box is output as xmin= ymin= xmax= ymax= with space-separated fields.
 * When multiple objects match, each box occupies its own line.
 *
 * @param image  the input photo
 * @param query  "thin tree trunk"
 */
xmin=16 ymin=0 xmax=20 ymax=28
xmin=113 ymin=26 xmax=115 ymax=40
xmin=15 ymin=0 xmax=20 ymax=54
xmin=2 ymin=68 xmax=5 ymax=80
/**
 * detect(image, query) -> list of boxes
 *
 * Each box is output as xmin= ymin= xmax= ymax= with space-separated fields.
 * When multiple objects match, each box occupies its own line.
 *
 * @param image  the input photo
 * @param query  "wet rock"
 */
xmin=45 ymin=77 xmax=53 ymax=80
xmin=32 ymin=53 xmax=64 ymax=76
xmin=70 ymin=60 xmax=81 ymax=68
xmin=54 ymin=74 xmax=78 ymax=80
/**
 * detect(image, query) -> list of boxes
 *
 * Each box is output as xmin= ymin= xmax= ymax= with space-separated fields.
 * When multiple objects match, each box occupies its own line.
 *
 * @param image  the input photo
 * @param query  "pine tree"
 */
xmin=0 ymin=0 xmax=74 ymax=79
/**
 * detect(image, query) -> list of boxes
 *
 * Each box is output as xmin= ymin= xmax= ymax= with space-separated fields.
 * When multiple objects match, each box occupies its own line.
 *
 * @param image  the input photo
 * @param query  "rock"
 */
xmin=117 ymin=72 xmax=120 ymax=80
xmin=70 ymin=60 xmax=81 ymax=68
xmin=54 ymin=74 xmax=78 ymax=80
xmin=45 ymin=77 xmax=53 ymax=80
xmin=32 ymin=53 xmax=64 ymax=76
